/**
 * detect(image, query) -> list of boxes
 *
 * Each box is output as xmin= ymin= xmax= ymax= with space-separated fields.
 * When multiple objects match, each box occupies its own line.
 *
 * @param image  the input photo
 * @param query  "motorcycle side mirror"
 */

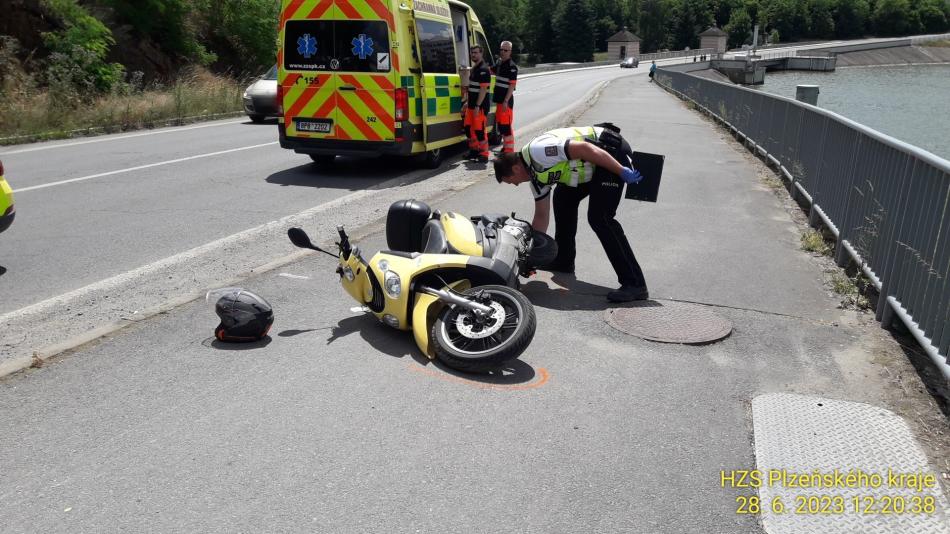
xmin=288 ymin=227 xmax=316 ymax=250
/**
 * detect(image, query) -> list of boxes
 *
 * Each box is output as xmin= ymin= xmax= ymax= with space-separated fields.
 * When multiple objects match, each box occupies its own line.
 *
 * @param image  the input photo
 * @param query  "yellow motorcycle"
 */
xmin=288 ymin=199 xmax=555 ymax=372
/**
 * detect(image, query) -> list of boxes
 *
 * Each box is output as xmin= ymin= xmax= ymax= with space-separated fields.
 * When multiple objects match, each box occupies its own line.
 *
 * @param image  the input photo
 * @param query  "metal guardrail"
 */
xmin=640 ymin=48 xmax=716 ymax=62
xmin=519 ymin=48 xmax=719 ymax=75
xmin=654 ymin=67 xmax=950 ymax=379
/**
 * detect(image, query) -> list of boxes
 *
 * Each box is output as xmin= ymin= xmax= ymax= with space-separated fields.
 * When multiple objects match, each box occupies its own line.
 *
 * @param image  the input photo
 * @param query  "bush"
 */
xmin=201 ymin=0 xmax=281 ymax=73
xmin=41 ymin=0 xmax=125 ymax=93
xmin=103 ymin=0 xmax=216 ymax=65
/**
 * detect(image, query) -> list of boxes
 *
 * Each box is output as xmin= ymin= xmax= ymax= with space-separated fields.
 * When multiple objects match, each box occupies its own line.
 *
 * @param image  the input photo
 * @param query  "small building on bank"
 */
xmin=607 ymin=27 xmax=641 ymax=60
xmin=699 ymin=27 xmax=728 ymax=54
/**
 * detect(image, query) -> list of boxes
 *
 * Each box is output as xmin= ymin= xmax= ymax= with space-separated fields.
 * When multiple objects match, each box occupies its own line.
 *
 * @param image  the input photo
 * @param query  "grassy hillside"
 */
xmin=0 ymin=0 xmax=278 ymax=142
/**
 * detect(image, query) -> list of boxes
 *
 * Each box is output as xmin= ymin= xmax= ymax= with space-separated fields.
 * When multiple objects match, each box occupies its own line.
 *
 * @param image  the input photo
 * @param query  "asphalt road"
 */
xmin=2 ymin=67 xmax=947 ymax=534
xmin=0 ymin=64 xmax=643 ymax=316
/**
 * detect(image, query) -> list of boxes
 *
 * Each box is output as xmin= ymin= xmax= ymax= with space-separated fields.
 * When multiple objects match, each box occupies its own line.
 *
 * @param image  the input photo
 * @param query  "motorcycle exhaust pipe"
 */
xmin=419 ymin=286 xmax=494 ymax=316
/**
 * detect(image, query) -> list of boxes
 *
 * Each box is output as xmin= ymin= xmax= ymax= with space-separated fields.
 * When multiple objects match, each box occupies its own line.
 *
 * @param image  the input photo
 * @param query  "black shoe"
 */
xmin=466 ymin=150 xmax=479 ymax=160
xmin=543 ymin=259 xmax=575 ymax=274
xmin=476 ymin=154 xmax=489 ymax=163
xmin=607 ymin=285 xmax=649 ymax=302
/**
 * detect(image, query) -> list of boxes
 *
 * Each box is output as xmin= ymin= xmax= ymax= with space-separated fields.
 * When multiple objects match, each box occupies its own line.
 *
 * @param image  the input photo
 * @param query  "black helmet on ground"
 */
xmin=208 ymin=288 xmax=274 ymax=342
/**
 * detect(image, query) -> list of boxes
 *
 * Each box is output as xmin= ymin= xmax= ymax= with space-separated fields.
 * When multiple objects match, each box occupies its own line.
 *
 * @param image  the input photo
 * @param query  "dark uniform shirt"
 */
xmin=467 ymin=60 xmax=492 ymax=112
xmin=492 ymin=58 xmax=518 ymax=107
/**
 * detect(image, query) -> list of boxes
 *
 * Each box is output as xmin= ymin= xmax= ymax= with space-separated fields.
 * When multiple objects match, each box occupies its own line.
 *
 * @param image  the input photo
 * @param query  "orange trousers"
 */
xmin=464 ymin=108 xmax=489 ymax=157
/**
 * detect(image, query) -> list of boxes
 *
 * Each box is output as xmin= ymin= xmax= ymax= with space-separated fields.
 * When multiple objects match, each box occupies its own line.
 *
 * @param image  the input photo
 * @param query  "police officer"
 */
xmin=492 ymin=41 xmax=518 ymax=154
xmin=493 ymin=124 xmax=649 ymax=302
xmin=463 ymin=45 xmax=492 ymax=163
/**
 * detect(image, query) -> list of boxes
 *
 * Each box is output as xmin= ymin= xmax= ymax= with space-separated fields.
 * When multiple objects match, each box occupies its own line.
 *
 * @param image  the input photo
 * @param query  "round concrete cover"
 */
xmin=604 ymin=300 xmax=732 ymax=344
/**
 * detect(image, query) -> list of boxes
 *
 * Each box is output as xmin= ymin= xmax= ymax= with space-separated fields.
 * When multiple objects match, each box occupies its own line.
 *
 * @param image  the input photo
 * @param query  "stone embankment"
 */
xmin=836 ymin=44 xmax=950 ymax=66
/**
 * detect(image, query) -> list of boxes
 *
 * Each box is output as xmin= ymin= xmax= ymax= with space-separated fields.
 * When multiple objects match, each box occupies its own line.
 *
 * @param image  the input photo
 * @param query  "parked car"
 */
xmin=243 ymin=65 xmax=278 ymax=123
xmin=0 ymin=159 xmax=15 ymax=234
xmin=620 ymin=56 xmax=639 ymax=68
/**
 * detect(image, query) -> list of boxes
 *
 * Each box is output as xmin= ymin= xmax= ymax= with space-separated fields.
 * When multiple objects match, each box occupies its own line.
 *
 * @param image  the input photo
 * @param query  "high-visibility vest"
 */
xmin=521 ymin=126 xmax=603 ymax=187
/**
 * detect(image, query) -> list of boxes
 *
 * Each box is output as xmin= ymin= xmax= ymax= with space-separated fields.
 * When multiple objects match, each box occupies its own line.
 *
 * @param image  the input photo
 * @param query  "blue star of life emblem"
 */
xmin=351 ymin=34 xmax=375 ymax=59
xmin=297 ymin=34 xmax=317 ymax=59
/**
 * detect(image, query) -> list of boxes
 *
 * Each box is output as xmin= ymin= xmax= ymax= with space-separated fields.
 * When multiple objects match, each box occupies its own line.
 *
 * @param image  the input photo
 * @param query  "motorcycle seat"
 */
xmin=421 ymin=219 xmax=448 ymax=254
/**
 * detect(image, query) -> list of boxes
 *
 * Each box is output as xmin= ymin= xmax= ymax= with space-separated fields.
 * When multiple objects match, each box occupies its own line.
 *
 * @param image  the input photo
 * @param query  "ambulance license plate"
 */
xmin=295 ymin=119 xmax=332 ymax=133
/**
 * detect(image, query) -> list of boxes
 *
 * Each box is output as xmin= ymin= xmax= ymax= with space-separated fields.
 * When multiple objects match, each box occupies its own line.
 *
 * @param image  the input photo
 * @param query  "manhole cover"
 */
xmin=604 ymin=300 xmax=732 ymax=344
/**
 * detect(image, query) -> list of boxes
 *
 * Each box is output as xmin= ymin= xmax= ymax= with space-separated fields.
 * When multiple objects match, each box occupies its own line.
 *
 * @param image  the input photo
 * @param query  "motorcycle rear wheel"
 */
xmin=431 ymin=285 xmax=536 ymax=373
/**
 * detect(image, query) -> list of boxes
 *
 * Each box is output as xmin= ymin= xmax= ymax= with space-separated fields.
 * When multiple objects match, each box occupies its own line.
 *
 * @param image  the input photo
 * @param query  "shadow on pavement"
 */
xmin=265 ymin=144 xmax=473 ymax=190
xmin=0 ymin=266 xmax=6 ymax=277
xmin=205 ymin=336 xmax=274 ymax=350
xmin=323 ymin=314 xmax=417 ymax=358
xmin=521 ymin=273 xmax=619 ymax=311
xmin=277 ymin=328 xmax=327 ymax=337
xmin=283 ymin=314 xmax=542 ymax=385
xmin=892 ymin=328 xmax=950 ymax=418
xmin=417 ymin=357 xmax=541 ymax=385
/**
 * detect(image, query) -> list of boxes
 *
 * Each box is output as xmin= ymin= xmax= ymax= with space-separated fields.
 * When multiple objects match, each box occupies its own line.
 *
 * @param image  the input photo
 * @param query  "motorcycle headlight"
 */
xmin=384 ymin=270 xmax=401 ymax=298
xmin=343 ymin=266 xmax=355 ymax=281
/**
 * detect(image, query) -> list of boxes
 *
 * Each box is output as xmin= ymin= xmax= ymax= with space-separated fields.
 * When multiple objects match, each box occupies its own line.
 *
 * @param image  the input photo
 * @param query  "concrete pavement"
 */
xmin=1 ymin=71 xmax=947 ymax=533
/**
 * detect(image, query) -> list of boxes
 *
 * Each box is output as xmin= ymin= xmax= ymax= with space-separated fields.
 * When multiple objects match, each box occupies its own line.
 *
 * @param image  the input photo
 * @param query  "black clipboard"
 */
xmin=625 ymin=152 xmax=665 ymax=202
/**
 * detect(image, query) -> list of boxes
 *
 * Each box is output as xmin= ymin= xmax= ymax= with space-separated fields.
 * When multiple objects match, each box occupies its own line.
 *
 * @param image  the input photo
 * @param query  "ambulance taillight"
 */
xmin=394 ymin=88 xmax=408 ymax=122
xmin=276 ymin=83 xmax=284 ymax=115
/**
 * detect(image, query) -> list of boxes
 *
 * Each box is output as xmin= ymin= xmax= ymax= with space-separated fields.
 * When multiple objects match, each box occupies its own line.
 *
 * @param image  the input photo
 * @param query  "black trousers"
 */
xmin=551 ymin=169 xmax=647 ymax=288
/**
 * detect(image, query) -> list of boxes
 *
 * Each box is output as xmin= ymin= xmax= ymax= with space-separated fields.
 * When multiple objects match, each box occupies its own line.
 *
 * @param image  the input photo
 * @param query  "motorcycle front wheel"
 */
xmin=431 ymin=285 xmax=536 ymax=373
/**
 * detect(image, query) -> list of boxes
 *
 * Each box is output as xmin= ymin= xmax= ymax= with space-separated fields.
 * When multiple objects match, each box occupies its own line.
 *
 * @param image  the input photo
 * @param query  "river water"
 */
xmin=753 ymin=64 xmax=950 ymax=161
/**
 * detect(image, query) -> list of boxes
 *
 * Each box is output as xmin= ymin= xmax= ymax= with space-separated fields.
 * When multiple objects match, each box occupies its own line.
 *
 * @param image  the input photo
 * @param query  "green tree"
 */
xmin=671 ymin=0 xmax=701 ymax=50
xmin=524 ymin=0 xmax=558 ymax=61
xmin=639 ymin=0 xmax=670 ymax=52
xmin=915 ymin=0 xmax=949 ymax=33
xmin=196 ymin=0 xmax=280 ymax=73
xmin=594 ymin=16 xmax=619 ymax=51
xmin=764 ymin=0 xmax=807 ymax=42
xmin=806 ymin=0 xmax=836 ymax=38
xmin=873 ymin=0 xmax=920 ymax=35
xmin=467 ymin=0 xmax=528 ymax=53
xmin=833 ymin=0 xmax=870 ymax=38
xmin=554 ymin=0 xmax=596 ymax=61
xmin=713 ymin=0 xmax=743 ymax=28
xmin=103 ymin=0 xmax=213 ymax=64
xmin=725 ymin=6 xmax=752 ymax=47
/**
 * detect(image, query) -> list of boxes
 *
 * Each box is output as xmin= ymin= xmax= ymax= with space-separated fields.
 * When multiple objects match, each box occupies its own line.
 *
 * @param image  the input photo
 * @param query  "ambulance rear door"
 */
xmin=280 ymin=12 xmax=337 ymax=140
xmin=280 ymin=1 xmax=398 ymax=143
xmin=413 ymin=3 xmax=464 ymax=150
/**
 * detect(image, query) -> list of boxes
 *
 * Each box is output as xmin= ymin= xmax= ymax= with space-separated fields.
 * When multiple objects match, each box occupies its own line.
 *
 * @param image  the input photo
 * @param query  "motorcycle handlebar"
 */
xmin=336 ymin=225 xmax=353 ymax=260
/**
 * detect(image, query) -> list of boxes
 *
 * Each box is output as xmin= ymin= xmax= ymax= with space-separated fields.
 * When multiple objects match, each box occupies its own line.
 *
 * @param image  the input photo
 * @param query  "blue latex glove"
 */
xmin=620 ymin=167 xmax=643 ymax=184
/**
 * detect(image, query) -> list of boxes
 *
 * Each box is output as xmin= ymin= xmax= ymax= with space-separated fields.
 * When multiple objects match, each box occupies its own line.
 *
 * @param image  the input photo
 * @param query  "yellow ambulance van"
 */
xmin=277 ymin=0 xmax=496 ymax=168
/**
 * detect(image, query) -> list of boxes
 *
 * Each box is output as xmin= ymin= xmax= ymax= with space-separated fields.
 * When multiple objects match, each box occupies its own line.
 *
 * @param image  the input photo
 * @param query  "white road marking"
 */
xmin=278 ymin=273 xmax=311 ymax=280
xmin=13 ymin=142 xmax=278 ymax=193
xmin=0 ymin=119 xmax=248 ymax=155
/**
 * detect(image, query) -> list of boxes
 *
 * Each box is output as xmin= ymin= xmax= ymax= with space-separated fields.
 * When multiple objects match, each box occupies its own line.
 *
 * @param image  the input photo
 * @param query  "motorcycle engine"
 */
xmin=501 ymin=219 xmax=532 ymax=255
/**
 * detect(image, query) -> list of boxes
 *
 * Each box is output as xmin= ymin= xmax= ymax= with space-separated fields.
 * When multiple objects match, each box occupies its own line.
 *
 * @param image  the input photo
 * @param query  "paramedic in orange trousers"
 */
xmin=492 ymin=41 xmax=518 ymax=154
xmin=462 ymin=45 xmax=491 ymax=163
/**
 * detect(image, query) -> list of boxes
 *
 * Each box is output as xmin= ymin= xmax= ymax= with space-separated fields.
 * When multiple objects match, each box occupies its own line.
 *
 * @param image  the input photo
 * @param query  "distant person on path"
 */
xmin=649 ymin=61 xmax=656 ymax=81
xmin=492 ymin=124 xmax=650 ymax=302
